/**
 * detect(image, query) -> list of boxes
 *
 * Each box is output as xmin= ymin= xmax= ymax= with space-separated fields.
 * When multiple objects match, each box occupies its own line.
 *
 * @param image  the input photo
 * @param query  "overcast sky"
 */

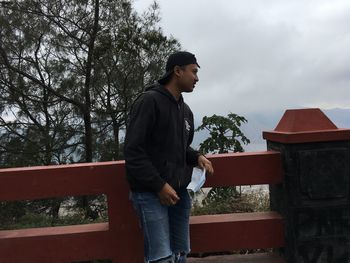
xmin=134 ymin=0 xmax=350 ymax=118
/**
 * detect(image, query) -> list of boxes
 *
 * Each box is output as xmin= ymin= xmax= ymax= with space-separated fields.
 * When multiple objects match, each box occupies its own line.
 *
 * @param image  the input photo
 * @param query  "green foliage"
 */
xmin=0 ymin=0 xmax=180 ymax=165
xmin=2 ymin=213 xmax=53 ymax=230
xmin=0 ymin=201 xmax=27 ymax=226
xmin=191 ymin=188 xmax=270 ymax=216
xmin=196 ymin=113 xmax=250 ymax=154
xmin=205 ymin=187 xmax=239 ymax=203
xmin=0 ymin=211 xmax=106 ymax=231
xmin=0 ymin=195 xmax=108 ymax=231
xmin=0 ymin=0 xmax=179 ymax=223
xmin=195 ymin=112 xmax=250 ymax=212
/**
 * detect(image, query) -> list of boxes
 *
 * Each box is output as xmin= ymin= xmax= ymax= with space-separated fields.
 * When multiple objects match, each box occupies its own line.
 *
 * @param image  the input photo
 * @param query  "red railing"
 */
xmin=0 ymin=151 xmax=284 ymax=262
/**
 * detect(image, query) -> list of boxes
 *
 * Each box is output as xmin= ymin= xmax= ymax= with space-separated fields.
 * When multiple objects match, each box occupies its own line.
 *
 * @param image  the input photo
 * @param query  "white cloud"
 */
xmin=134 ymin=0 xmax=350 ymax=117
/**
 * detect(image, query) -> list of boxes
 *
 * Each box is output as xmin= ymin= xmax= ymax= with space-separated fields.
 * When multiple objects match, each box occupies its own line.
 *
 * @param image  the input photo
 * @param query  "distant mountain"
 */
xmin=241 ymin=110 xmax=284 ymax=151
xmin=192 ymin=108 xmax=350 ymax=152
xmin=324 ymin=108 xmax=350 ymax=128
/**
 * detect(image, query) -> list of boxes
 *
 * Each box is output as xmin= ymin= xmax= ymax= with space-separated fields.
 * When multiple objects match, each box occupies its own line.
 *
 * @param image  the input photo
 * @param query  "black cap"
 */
xmin=158 ymin=51 xmax=200 ymax=85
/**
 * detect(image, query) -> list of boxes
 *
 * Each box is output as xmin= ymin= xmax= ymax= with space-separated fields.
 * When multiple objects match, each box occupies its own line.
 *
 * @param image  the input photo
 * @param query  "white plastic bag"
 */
xmin=187 ymin=167 xmax=206 ymax=192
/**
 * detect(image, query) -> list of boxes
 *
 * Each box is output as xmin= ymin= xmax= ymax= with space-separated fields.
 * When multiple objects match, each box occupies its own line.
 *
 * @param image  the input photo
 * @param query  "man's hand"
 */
xmin=158 ymin=183 xmax=180 ymax=206
xmin=198 ymin=155 xmax=214 ymax=176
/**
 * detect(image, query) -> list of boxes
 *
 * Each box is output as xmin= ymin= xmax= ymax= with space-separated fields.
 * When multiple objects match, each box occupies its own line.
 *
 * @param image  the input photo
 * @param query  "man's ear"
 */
xmin=173 ymin=65 xmax=183 ymax=77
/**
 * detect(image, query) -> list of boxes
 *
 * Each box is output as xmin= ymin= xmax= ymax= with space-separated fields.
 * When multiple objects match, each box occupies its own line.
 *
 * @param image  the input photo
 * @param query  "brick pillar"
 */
xmin=263 ymin=108 xmax=350 ymax=263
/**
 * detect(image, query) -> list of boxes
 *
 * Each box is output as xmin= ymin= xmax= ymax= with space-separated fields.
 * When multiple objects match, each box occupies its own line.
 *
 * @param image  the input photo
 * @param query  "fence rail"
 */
xmin=0 ymin=151 xmax=284 ymax=262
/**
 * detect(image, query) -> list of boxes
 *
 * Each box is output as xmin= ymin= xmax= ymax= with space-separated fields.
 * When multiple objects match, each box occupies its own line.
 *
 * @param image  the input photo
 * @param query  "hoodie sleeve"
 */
xmin=185 ymin=109 xmax=200 ymax=166
xmin=124 ymin=93 xmax=165 ymax=193
xmin=186 ymin=147 xmax=200 ymax=166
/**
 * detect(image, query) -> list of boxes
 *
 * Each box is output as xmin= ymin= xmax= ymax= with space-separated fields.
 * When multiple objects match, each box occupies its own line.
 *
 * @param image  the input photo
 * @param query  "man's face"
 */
xmin=175 ymin=64 xmax=199 ymax=93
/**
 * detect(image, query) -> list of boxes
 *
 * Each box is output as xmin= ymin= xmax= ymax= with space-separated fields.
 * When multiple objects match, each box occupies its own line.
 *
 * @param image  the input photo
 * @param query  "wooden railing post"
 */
xmin=264 ymin=108 xmax=350 ymax=263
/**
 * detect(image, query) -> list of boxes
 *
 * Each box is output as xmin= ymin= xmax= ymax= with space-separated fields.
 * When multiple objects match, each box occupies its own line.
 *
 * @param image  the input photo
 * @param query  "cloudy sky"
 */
xmin=134 ymin=0 xmax=350 ymax=119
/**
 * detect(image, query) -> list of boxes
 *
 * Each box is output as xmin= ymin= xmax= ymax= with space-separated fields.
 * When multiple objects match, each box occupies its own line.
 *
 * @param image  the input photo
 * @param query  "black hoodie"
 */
xmin=124 ymin=84 xmax=199 ymax=192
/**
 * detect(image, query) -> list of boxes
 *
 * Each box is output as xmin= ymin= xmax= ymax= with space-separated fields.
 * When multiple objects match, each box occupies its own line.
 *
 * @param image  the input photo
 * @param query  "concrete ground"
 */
xmin=187 ymin=253 xmax=285 ymax=263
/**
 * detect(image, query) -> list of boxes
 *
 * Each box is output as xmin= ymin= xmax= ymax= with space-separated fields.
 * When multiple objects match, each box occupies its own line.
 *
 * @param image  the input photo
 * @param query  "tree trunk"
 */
xmin=112 ymin=121 xmax=120 ymax=160
xmin=82 ymin=0 xmax=99 ymax=161
xmin=81 ymin=0 xmax=99 ymax=221
xmin=83 ymin=110 xmax=93 ymax=163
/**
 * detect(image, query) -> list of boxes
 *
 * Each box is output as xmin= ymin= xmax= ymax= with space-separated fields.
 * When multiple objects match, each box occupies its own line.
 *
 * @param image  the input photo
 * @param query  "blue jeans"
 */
xmin=130 ymin=189 xmax=191 ymax=263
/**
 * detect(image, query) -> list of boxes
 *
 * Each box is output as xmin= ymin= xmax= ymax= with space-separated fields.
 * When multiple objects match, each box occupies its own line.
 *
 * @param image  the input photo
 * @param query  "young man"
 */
xmin=124 ymin=51 xmax=214 ymax=263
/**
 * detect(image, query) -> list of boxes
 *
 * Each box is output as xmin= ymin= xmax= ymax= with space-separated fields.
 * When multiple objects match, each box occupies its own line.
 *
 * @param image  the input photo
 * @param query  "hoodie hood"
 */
xmin=145 ymin=83 xmax=183 ymax=105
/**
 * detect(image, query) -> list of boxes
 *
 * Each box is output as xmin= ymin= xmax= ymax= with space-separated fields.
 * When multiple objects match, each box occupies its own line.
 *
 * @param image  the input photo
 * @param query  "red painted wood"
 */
xmin=274 ymin=108 xmax=337 ymax=132
xmin=0 ymin=153 xmax=284 ymax=262
xmin=0 ymin=161 xmax=145 ymax=263
xmin=263 ymin=108 xmax=350 ymax=143
xmin=0 ymin=223 xmax=113 ymax=262
xmin=0 ymin=152 xmax=282 ymax=201
xmin=0 ymin=228 xmax=142 ymax=263
xmin=0 ymin=211 xmax=284 ymax=262
xmin=190 ymin=212 xmax=284 ymax=253
xmin=0 ymin=223 xmax=109 ymax=238
xmin=263 ymin=128 xmax=350 ymax=144
xmin=0 ymin=161 xmax=124 ymax=201
xmin=205 ymin=151 xmax=283 ymax=186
